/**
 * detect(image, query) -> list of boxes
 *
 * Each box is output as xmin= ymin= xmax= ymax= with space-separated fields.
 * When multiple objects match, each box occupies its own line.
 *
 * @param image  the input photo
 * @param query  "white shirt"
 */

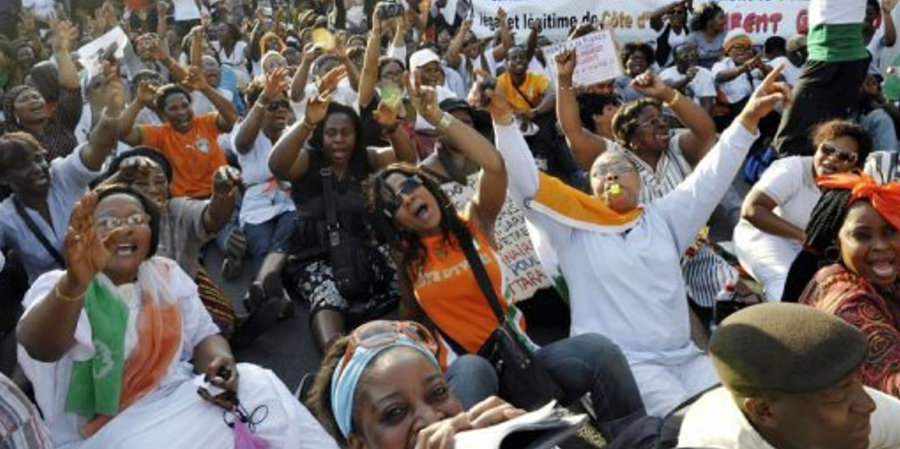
xmin=232 ymin=131 xmax=296 ymax=226
xmin=658 ymin=66 xmax=717 ymax=104
xmin=767 ymin=56 xmax=802 ymax=86
xmin=678 ymin=386 xmax=900 ymax=448
xmin=216 ymin=41 xmax=251 ymax=85
xmin=713 ymin=58 xmax=760 ymax=104
xmin=498 ymin=115 xmax=759 ymax=363
xmin=17 ymin=258 xmax=219 ymax=449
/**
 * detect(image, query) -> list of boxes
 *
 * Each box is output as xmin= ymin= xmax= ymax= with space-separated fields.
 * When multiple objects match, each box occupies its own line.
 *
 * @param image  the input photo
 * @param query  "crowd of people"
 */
xmin=2 ymin=0 xmax=900 ymax=447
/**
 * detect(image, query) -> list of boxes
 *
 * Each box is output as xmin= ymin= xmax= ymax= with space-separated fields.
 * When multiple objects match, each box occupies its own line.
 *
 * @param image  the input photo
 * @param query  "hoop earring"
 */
xmin=824 ymin=245 xmax=841 ymax=264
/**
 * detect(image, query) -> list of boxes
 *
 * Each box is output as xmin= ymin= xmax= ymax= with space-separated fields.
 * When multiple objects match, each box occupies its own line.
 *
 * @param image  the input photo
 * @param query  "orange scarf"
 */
xmin=817 ymin=173 xmax=900 ymax=232
xmin=81 ymin=285 xmax=183 ymax=437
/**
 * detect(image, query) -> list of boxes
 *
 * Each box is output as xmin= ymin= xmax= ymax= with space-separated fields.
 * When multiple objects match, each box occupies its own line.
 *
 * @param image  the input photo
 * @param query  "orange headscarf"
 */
xmin=817 ymin=173 xmax=900 ymax=232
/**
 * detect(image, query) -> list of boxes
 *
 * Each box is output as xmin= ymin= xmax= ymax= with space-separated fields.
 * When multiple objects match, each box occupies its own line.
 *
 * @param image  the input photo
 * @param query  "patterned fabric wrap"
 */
xmin=195 ymin=267 xmax=237 ymax=340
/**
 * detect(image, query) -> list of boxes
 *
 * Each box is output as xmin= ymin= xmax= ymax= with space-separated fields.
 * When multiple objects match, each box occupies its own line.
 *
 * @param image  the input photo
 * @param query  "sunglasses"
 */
xmin=266 ymin=100 xmax=290 ymax=111
xmin=819 ymin=143 xmax=857 ymax=163
xmin=382 ymin=175 xmax=423 ymax=218
xmin=337 ymin=320 xmax=438 ymax=379
xmin=95 ymin=212 xmax=151 ymax=233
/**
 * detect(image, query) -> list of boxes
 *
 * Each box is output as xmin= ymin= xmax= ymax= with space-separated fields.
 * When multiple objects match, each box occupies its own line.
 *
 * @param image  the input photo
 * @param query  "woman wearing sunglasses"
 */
xmin=734 ymin=120 xmax=871 ymax=302
xmin=495 ymin=66 xmax=789 ymax=416
xmin=310 ymin=320 xmax=527 ymax=449
xmin=368 ymin=81 xmax=646 ymax=441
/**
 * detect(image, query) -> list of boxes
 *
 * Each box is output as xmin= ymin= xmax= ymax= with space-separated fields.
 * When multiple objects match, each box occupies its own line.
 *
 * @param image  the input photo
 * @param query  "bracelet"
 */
xmin=55 ymin=281 xmax=85 ymax=303
xmin=256 ymin=96 xmax=272 ymax=107
xmin=436 ymin=113 xmax=453 ymax=135
xmin=301 ymin=120 xmax=318 ymax=131
xmin=559 ymin=85 xmax=576 ymax=91
xmin=665 ymin=90 xmax=682 ymax=107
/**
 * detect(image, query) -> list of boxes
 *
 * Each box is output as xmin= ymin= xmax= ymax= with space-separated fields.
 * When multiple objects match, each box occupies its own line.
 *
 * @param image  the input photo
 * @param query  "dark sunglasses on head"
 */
xmin=382 ymin=175 xmax=423 ymax=218
xmin=819 ymin=143 xmax=857 ymax=163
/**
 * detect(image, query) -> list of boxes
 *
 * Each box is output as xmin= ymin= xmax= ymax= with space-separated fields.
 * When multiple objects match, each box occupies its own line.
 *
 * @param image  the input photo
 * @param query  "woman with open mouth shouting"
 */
xmin=268 ymin=66 xmax=417 ymax=354
xmin=366 ymin=77 xmax=646 ymax=442
xmin=497 ymin=65 xmax=791 ymax=416
xmin=15 ymin=185 xmax=337 ymax=448
xmin=797 ymin=173 xmax=900 ymax=399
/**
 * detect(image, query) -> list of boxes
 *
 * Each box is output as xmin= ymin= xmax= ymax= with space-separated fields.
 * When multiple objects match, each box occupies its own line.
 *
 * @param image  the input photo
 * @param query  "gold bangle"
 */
xmin=436 ymin=113 xmax=453 ymax=135
xmin=55 ymin=281 xmax=85 ymax=303
xmin=559 ymin=85 xmax=576 ymax=91
xmin=665 ymin=90 xmax=682 ymax=107
xmin=301 ymin=120 xmax=317 ymax=131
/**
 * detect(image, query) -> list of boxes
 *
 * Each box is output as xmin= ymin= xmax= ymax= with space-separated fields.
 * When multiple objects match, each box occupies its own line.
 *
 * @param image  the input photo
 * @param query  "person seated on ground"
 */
xmin=850 ymin=74 xmax=900 ymax=153
xmin=289 ymin=36 xmax=361 ymax=111
xmin=231 ymin=69 xmax=298 ymax=335
xmin=75 ymin=61 xmax=131 ymax=152
xmin=127 ymin=33 xmax=178 ymax=85
xmin=408 ymin=47 xmax=461 ymax=156
xmin=606 ymin=58 xmax=738 ymax=324
xmin=687 ymin=1 xmax=727 ymax=69
xmin=659 ymin=44 xmax=717 ymax=115
xmin=498 ymin=65 xmax=790 ymax=416
xmin=678 ymin=302 xmax=900 ymax=448
xmin=309 ymin=320 xmax=529 ymax=448
xmin=356 ymin=11 xmax=418 ymax=149
xmin=649 ymin=0 xmax=692 ymax=68
xmin=735 ymin=120 xmax=871 ymax=303
xmin=129 ymin=71 xmax=167 ymax=127
xmin=98 ymin=147 xmax=243 ymax=342
xmin=118 ymin=64 xmax=238 ymax=199
xmin=615 ymin=43 xmax=657 ymax=103
xmin=213 ymin=22 xmax=251 ymax=87
xmin=763 ymin=36 xmax=801 ymax=87
xmin=796 ymin=173 xmax=900 ymax=397
xmin=15 ymin=186 xmax=337 ymax=448
xmin=268 ymin=67 xmax=417 ymax=353
xmin=368 ymin=83 xmax=646 ymax=439
xmin=0 ymin=370 xmax=51 ymax=448
xmin=1 ymin=19 xmax=82 ymax=162
xmin=418 ymin=98 xmax=490 ymax=184
xmin=773 ymin=0 xmax=874 ymax=157
xmin=495 ymin=46 xmax=554 ymax=125
xmin=0 ymin=111 xmax=118 ymax=283
xmin=712 ymin=30 xmax=776 ymax=132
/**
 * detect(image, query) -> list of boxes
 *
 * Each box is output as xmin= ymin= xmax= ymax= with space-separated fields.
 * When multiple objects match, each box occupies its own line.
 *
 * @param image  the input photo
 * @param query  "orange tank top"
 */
xmin=412 ymin=220 xmax=527 ymax=364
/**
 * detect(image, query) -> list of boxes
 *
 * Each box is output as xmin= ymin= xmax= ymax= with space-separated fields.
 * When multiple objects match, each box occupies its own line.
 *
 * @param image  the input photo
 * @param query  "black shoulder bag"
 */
xmin=321 ymin=168 xmax=375 ymax=302
xmin=457 ymin=231 xmax=563 ymax=411
xmin=13 ymin=198 xmax=66 ymax=267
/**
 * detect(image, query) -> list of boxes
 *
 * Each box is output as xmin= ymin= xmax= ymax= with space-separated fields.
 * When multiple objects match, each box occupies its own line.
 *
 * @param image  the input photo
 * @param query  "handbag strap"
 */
xmin=320 ymin=168 xmax=339 ymax=231
xmin=13 ymin=197 xmax=65 ymax=267
xmin=512 ymin=81 xmax=537 ymax=110
xmin=458 ymin=229 xmax=507 ymax=325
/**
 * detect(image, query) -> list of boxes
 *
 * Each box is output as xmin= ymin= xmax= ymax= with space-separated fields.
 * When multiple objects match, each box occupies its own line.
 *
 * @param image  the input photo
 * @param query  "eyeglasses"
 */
xmin=593 ymin=160 xmax=636 ymax=178
xmin=637 ymin=116 xmax=666 ymax=129
xmin=95 ymin=213 xmax=151 ymax=233
xmin=266 ymin=100 xmax=290 ymax=111
xmin=819 ymin=143 xmax=858 ymax=163
xmin=337 ymin=320 xmax=438 ymax=378
xmin=382 ymin=175 xmax=423 ymax=218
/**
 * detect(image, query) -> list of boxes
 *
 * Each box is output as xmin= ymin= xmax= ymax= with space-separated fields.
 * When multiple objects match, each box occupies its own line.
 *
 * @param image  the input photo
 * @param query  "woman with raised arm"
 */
xmin=15 ymin=186 xmax=337 ymax=448
xmin=498 ymin=66 xmax=790 ymax=416
xmin=365 ymin=79 xmax=646 ymax=441
xmin=268 ymin=66 xmax=417 ymax=353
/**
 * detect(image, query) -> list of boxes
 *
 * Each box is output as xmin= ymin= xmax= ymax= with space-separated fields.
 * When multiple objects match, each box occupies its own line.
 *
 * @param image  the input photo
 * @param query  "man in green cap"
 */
xmin=678 ymin=303 xmax=900 ymax=448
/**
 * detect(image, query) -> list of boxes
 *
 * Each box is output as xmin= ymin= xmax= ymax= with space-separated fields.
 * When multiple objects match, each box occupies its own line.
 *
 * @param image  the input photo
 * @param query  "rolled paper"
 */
xmin=610 ymin=184 xmax=622 ymax=195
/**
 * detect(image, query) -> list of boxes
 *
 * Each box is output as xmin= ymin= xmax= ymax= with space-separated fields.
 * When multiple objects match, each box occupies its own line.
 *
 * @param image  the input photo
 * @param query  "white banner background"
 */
xmin=470 ymin=0 xmax=809 ymax=45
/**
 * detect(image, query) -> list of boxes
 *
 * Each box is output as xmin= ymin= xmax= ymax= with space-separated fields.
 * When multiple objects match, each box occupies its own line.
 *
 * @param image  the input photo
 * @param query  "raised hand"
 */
xmin=302 ymin=43 xmax=325 ymax=66
xmin=373 ymin=100 xmax=401 ymax=129
xmin=406 ymin=72 xmax=442 ymax=125
xmin=50 ymin=18 xmax=79 ymax=52
xmin=63 ymin=192 xmax=126 ymax=291
xmin=182 ymin=66 xmax=211 ymax=92
xmin=554 ymin=48 xmax=577 ymax=82
xmin=157 ymin=1 xmax=169 ymax=15
xmin=212 ymin=166 xmax=242 ymax=197
xmin=135 ymin=80 xmax=160 ymax=106
xmin=147 ymin=35 xmax=169 ymax=61
xmin=740 ymin=63 xmax=791 ymax=128
xmin=631 ymin=71 xmax=672 ymax=101
xmin=316 ymin=65 xmax=347 ymax=95
xmin=685 ymin=66 xmax=698 ymax=81
xmin=884 ymin=0 xmax=898 ymax=13
xmin=497 ymin=7 xmax=507 ymax=24
xmin=262 ymin=67 xmax=290 ymax=101
xmin=334 ymin=30 xmax=348 ymax=57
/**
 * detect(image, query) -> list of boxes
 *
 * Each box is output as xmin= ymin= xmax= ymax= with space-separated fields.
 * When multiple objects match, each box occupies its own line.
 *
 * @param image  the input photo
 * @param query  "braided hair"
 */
xmin=611 ymin=98 xmax=661 ymax=149
xmin=804 ymin=188 xmax=853 ymax=255
xmin=368 ymin=164 xmax=472 ymax=280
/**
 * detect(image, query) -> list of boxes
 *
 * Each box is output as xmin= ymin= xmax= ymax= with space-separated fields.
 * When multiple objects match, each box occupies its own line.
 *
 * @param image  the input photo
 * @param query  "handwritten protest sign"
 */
xmin=440 ymin=175 xmax=553 ymax=302
xmin=542 ymin=30 xmax=622 ymax=86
